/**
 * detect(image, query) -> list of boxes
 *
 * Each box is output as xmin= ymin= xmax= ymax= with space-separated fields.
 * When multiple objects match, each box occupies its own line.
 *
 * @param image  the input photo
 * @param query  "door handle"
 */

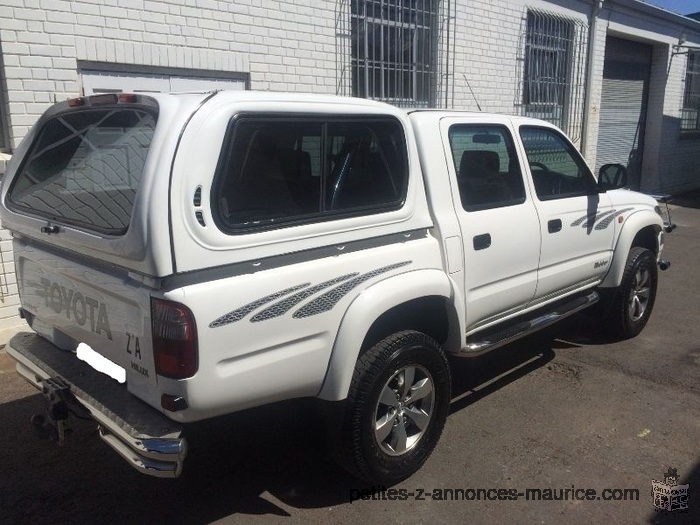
xmin=548 ymin=219 xmax=562 ymax=234
xmin=473 ymin=233 xmax=491 ymax=250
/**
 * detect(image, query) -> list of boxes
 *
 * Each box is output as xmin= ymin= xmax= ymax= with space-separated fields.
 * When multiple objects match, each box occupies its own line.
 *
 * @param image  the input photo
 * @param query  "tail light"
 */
xmin=151 ymin=298 xmax=198 ymax=379
xmin=66 ymin=93 xmax=138 ymax=107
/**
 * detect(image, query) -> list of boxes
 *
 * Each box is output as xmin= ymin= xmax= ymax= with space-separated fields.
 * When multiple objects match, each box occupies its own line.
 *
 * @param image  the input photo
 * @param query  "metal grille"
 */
xmin=336 ymin=0 xmax=450 ymax=108
xmin=681 ymin=51 xmax=700 ymax=132
xmin=517 ymin=10 xmax=587 ymax=142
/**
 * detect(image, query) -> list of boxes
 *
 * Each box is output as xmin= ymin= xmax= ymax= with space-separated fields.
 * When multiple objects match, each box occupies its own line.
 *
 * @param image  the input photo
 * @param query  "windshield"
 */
xmin=9 ymin=107 xmax=157 ymax=235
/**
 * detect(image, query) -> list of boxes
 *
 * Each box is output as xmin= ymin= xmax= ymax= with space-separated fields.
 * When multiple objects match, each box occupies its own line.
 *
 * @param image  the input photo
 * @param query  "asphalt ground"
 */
xmin=0 ymin=194 xmax=698 ymax=524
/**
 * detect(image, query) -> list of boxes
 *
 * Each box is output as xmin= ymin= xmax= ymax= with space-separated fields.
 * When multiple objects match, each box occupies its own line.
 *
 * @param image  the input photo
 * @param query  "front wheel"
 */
xmin=602 ymin=246 xmax=658 ymax=340
xmin=333 ymin=331 xmax=451 ymax=485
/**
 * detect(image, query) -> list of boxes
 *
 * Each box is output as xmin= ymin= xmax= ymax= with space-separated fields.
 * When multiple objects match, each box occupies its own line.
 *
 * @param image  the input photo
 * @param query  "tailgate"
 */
xmin=15 ymin=238 xmax=158 ymax=405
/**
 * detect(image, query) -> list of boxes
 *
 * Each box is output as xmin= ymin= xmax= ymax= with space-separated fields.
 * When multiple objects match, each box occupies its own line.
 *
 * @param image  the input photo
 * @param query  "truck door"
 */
xmin=443 ymin=120 xmax=541 ymax=329
xmin=518 ymin=125 xmax=615 ymax=301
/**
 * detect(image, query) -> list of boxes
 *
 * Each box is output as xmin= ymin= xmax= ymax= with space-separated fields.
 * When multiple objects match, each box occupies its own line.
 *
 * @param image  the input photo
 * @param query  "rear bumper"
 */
xmin=6 ymin=332 xmax=186 ymax=478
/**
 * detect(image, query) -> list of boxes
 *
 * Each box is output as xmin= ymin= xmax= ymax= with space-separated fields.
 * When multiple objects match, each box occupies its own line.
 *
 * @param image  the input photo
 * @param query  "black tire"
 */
xmin=603 ymin=246 xmax=658 ymax=340
xmin=333 ymin=331 xmax=451 ymax=485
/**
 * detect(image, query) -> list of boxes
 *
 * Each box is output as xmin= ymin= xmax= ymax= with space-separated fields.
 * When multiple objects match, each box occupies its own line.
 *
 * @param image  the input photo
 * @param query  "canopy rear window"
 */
xmin=8 ymin=107 xmax=157 ymax=235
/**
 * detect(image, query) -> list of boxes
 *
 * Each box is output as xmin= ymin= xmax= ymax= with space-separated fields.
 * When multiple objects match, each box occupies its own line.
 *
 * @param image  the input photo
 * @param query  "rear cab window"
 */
xmin=8 ymin=99 xmax=158 ymax=235
xmin=212 ymin=116 xmax=409 ymax=233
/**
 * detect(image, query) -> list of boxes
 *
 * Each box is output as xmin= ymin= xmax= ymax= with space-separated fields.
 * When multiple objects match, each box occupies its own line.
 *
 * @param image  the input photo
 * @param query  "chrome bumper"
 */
xmin=6 ymin=332 xmax=186 ymax=478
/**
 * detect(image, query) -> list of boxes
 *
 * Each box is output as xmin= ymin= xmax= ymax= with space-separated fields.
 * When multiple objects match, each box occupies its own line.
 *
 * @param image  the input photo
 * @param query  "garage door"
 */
xmin=81 ymin=69 xmax=246 ymax=94
xmin=595 ymin=37 xmax=652 ymax=190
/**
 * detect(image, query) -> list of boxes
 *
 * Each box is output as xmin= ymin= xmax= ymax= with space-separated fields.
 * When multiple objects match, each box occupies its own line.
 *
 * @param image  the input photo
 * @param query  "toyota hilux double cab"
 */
xmin=0 ymin=91 xmax=669 ymax=484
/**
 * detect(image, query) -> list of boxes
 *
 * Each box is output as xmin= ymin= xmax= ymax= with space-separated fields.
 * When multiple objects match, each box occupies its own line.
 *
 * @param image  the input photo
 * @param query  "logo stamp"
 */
xmin=652 ymin=467 xmax=689 ymax=512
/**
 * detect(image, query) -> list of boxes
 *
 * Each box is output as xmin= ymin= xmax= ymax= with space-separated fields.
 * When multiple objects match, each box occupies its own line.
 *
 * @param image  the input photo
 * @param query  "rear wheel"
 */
xmin=333 ymin=331 xmax=451 ymax=485
xmin=603 ymin=246 xmax=658 ymax=340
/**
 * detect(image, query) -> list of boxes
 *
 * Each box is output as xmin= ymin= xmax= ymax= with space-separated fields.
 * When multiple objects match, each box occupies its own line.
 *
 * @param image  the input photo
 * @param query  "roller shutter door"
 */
xmin=595 ymin=37 xmax=652 ymax=190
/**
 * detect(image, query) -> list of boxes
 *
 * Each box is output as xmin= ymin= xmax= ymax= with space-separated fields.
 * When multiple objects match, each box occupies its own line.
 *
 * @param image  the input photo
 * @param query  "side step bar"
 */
xmin=458 ymin=291 xmax=599 ymax=356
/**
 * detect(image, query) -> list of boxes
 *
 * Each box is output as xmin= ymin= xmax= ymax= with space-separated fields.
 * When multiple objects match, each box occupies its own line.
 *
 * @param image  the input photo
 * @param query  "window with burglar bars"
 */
xmin=349 ymin=0 xmax=438 ymax=107
xmin=519 ymin=10 xmax=587 ymax=141
xmin=681 ymin=51 xmax=700 ymax=132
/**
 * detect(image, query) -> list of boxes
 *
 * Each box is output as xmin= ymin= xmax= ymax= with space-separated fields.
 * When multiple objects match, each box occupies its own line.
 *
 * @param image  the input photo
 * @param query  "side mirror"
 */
xmin=598 ymin=163 xmax=628 ymax=192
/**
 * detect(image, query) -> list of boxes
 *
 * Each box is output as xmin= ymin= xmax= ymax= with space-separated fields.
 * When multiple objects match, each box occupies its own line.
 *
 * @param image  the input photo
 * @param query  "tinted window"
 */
xmin=213 ymin=117 xmax=408 ymax=232
xmin=9 ymin=108 xmax=156 ymax=235
xmin=448 ymin=125 xmax=526 ymax=211
xmin=520 ymin=126 xmax=595 ymax=200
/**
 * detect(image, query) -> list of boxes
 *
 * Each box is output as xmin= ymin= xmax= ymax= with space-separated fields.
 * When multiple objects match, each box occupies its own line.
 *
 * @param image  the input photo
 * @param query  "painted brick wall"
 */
xmin=0 ymin=153 xmax=24 ymax=328
xmin=451 ymin=0 xmax=592 ymax=147
xmin=451 ymin=0 xmax=526 ymax=114
xmin=593 ymin=3 xmax=700 ymax=193
xmin=0 ymin=223 xmax=20 ymax=331
xmin=640 ymin=42 xmax=670 ymax=192
xmin=0 ymin=0 xmax=699 ymax=329
xmin=580 ymin=9 xmax=609 ymax=166
xmin=0 ymin=0 xmax=338 ymax=329
xmin=2 ymin=0 xmax=598 ymax=148
xmin=655 ymin=50 xmax=700 ymax=193
xmin=2 ymin=0 xmax=699 ymax=168
xmin=0 ymin=158 xmax=21 ymax=332
xmin=0 ymin=0 xmax=338 ymax=149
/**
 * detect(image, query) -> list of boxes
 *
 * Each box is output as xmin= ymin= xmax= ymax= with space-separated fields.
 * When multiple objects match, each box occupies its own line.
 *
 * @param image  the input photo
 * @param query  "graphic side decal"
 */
xmin=250 ymin=273 xmax=358 ymax=322
xmin=293 ymin=261 xmax=412 ymax=319
xmin=209 ymin=283 xmax=310 ymax=327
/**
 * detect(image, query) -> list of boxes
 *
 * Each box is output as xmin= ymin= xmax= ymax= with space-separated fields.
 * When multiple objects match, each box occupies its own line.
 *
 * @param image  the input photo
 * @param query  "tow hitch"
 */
xmin=31 ymin=377 xmax=86 ymax=445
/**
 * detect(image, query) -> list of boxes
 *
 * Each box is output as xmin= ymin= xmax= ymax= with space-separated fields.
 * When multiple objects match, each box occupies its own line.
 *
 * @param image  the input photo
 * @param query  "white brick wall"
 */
xmin=640 ymin=42 xmax=670 ymax=192
xmin=0 ymin=0 xmax=338 ymax=148
xmin=0 ymin=0 xmax=339 ymax=329
xmin=0 ymin=1 xmax=699 ymax=328
xmin=580 ymin=9 xmax=609 ymax=166
xmin=597 ymin=3 xmax=700 ymax=193
xmin=0 ymin=224 xmax=21 ymax=331
xmin=654 ymin=50 xmax=700 ymax=193
xmin=451 ymin=0 xmax=528 ymax=114
xmin=1 ymin=0 xmax=699 ymax=172
xmin=0 ymin=152 xmax=21 ymax=331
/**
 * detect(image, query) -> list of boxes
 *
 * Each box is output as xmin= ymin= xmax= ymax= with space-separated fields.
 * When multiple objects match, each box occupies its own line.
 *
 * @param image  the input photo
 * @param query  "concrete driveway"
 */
xmin=0 ymin=196 xmax=698 ymax=524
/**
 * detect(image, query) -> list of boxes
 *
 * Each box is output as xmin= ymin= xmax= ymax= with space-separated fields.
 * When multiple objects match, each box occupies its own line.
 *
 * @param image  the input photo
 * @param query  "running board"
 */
xmin=458 ymin=291 xmax=599 ymax=356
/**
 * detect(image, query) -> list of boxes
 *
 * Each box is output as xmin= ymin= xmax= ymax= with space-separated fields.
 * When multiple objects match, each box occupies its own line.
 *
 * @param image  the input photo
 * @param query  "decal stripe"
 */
xmin=595 ymin=207 xmax=634 ymax=230
xmin=250 ymin=273 xmax=358 ymax=322
xmin=211 ymin=261 xmax=413 ymax=326
xmin=209 ymin=283 xmax=310 ymax=327
xmin=292 ymin=261 xmax=412 ymax=319
xmin=570 ymin=209 xmax=617 ymax=228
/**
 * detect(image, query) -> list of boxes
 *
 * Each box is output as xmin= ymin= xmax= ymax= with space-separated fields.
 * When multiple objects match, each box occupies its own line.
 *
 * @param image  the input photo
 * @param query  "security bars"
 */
xmin=337 ymin=0 xmax=444 ymax=108
xmin=519 ymin=10 xmax=587 ymax=142
xmin=681 ymin=50 xmax=700 ymax=132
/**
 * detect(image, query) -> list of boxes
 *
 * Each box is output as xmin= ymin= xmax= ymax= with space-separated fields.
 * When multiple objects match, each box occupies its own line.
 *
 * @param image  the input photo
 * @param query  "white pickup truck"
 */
xmin=0 ymin=91 xmax=670 ymax=484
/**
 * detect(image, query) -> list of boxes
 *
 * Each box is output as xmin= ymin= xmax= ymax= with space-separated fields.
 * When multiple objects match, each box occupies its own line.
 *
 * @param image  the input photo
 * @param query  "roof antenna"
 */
xmin=462 ymin=74 xmax=482 ymax=112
